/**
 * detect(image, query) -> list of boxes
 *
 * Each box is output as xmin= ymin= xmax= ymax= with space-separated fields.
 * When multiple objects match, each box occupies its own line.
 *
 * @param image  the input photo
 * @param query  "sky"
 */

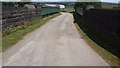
xmin=32 ymin=0 xmax=75 ymax=2
xmin=0 ymin=0 xmax=119 ymax=3
xmin=100 ymin=0 xmax=119 ymax=3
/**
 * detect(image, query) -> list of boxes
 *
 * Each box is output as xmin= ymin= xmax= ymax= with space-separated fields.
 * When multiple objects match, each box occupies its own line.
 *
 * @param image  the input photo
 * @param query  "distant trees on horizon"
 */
xmin=2 ymin=2 xmax=32 ymax=7
xmin=74 ymin=2 xmax=102 ymax=10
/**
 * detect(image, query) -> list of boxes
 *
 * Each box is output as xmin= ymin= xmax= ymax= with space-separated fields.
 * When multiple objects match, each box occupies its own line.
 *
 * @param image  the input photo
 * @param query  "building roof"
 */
xmin=42 ymin=4 xmax=59 ymax=8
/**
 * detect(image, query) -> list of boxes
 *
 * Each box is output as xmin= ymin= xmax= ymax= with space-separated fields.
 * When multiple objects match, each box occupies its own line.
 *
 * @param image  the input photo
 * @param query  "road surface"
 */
xmin=2 ymin=13 xmax=109 ymax=66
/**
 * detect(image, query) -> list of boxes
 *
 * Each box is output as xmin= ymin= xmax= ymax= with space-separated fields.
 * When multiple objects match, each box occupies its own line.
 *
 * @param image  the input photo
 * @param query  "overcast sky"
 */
xmin=32 ymin=0 xmax=75 ymax=2
xmin=100 ymin=0 xmax=119 ymax=3
xmin=0 ymin=0 xmax=119 ymax=3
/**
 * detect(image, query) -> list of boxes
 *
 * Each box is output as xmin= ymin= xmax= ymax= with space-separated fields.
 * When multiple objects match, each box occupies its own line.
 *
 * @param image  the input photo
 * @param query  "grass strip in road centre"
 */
xmin=75 ymin=23 xmax=120 ymax=67
xmin=2 ymin=13 xmax=60 ymax=52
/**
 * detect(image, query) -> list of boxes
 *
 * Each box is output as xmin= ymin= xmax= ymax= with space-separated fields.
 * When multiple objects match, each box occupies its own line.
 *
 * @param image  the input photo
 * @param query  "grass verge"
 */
xmin=2 ymin=13 xmax=60 ymax=52
xmin=75 ymin=23 xmax=120 ymax=67
xmin=0 ymin=32 xmax=1 ymax=52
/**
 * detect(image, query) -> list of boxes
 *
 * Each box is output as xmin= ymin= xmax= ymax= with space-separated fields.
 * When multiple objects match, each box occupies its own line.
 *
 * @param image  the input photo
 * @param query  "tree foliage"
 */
xmin=74 ymin=2 xmax=102 ymax=9
xmin=16 ymin=2 xmax=31 ymax=7
xmin=2 ymin=2 xmax=31 ymax=7
xmin=2 ymin=2 xmax=16 ymax=6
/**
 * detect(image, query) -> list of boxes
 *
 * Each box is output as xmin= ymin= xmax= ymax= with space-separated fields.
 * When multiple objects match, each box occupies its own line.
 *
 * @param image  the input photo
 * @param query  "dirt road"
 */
xmin=2 ymin=13 xmax=109 ymax=66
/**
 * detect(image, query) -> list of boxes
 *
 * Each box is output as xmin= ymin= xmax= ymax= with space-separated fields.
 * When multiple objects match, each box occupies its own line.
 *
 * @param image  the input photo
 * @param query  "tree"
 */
xmin=74 ymin=2 xmax=102 ymax=10
xmin=20 ymin=0 xmax=31 ymax=2
xmin=2 ymin=2 xmax=16 ymax=7
xmin=16 ymin=2 xmax=31 ymax=7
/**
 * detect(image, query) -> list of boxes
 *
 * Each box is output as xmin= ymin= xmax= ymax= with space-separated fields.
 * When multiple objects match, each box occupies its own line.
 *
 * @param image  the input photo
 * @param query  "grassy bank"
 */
xmin=75 ymin=23 xmax=120 ymax=67
xmin=73 ymin=11 xmax=120 ymax=67
xmin=2 ymin=13 xmax=60 ymax=52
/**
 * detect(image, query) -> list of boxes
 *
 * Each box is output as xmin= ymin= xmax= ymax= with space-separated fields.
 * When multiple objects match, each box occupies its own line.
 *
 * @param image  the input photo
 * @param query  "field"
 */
xmin=60 ymin=5 xmax=74 ymax=12
xmin=102 ymin=4 xmax=120 ymax=9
